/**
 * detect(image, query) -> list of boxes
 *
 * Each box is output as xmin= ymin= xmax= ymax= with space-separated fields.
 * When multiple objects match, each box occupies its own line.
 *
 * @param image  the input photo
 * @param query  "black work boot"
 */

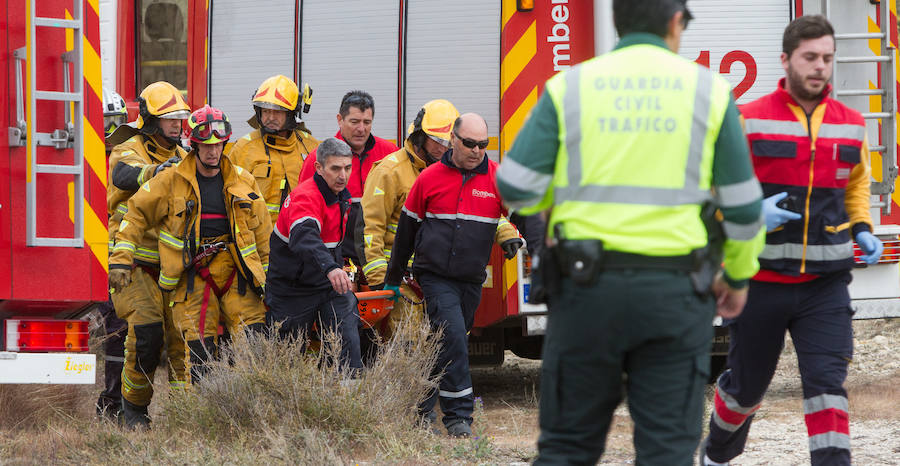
xmin=96 ymin=394 xmax=122 ymax=421
xmin=446 ymin=419 xmax=472 ymax=438
xmin=121 ymin=398 xmax=151 ymax=430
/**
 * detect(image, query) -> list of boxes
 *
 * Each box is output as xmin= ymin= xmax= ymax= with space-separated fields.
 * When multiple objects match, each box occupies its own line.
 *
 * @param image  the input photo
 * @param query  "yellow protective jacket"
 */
xmin=228 ymin=127 xmax=319 ymax=225
xmin=109 ymin=152 xmax=272 ymax=295
xmin=358 ymin=141 xmax=520 ymax=286
xmin=107 ymin=134 xmax=187 ymax=265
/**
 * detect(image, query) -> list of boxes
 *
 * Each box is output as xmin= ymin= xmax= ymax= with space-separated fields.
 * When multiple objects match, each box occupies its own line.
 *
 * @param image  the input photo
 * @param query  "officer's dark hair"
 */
xmin=783 ymin=15 xmax=835 ymax=58
xmin=612 ymin=0 xmax=692 ymax=38
xmin=339 ymin=90 xmax=375 ymax=118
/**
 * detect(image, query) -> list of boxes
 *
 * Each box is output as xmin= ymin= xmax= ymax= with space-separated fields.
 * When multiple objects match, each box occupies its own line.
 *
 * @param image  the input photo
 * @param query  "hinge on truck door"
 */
xmin=8 ymin=47 xmax=26 ymax=147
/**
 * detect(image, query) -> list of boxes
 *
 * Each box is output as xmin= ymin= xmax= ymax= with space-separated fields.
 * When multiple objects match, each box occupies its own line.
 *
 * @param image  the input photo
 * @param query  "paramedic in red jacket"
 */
xmin=266 ymin=137 xmax=362 ymax=371
xmin=701 ymin=16 xmax=882 ymax=466
xmin=385 ymin=113 xmax=523 ymax=438
xmin=299 ymin=90 xmax=398 ymax=271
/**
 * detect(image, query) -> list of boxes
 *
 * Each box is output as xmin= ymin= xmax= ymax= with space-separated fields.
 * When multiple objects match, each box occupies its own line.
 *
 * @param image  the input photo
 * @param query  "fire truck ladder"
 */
xmin=7 ymin=0 xmax=85 ymax=247
xmin=826 ymin=0 xmax=898 ymax=215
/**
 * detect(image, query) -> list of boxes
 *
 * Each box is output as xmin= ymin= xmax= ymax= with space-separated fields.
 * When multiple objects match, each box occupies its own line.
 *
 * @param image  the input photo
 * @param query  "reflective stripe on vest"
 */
xmin=554 ymin=64 xmax=713 ymax=207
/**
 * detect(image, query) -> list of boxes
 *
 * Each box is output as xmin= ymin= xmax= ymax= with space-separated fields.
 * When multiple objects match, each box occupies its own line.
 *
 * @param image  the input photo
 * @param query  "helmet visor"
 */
xmin=104 ymin=114 xmax=128 ymax=136
xmin=191 ymin=120 xmax=232 ymax=142
xmin=159 ymin=109 xmax=191 ymax=120
xmin=254 ymin=101 xmax=291 ymax=111
xmin=427 ymin=134 xmax=451 ymax=148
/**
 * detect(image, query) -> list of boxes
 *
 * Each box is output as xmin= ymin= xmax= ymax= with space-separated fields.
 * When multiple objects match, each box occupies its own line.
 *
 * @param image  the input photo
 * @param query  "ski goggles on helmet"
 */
xmin=104 ymin=114 xmax=128 ymax=137
xmin=190 ymin=119 xmax=232 ymax=144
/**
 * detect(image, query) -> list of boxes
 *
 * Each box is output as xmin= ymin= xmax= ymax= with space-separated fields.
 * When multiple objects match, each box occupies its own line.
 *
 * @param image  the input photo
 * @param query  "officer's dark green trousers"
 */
xmin=535 ymin=268 xmax=714 ymax=466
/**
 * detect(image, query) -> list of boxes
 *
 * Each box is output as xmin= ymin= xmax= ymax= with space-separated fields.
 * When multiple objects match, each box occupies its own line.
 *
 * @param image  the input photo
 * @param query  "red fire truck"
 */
xmin=1 ymin=0 xmax=106 ymax=383
xmin=31 ymin=0 xmax=900 ymax=376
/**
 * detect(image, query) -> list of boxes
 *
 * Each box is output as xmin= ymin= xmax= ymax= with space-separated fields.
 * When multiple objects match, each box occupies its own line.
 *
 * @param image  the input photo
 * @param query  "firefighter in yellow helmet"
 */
xmin=105 ymin=81 xmax=189 ymax=428
xmin=356 ymin=99 xmax=521 ymax=339
xmin=229 ymin=75 xmax=320 ymax=226
xmin=109 ymin=105 xmax=271 ymax=400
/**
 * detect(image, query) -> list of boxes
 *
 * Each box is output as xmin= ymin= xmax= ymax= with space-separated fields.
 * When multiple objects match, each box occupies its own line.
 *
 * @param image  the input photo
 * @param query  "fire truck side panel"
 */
xmin=0 ymin=0 xmax=11 ymax=300
xmin=403 ymin=0 xmax=501 ymax=161
xmin=3 ymin=0 xmax=107 ymax=316
xmin=208 ymin=0 xmax=296 ymax=139
xmin=299 ymin=0 xmax=401 ymax=144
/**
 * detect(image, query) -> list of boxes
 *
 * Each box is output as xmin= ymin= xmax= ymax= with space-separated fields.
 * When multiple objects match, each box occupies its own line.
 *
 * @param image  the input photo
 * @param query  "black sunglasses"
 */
xmin=454 ymin=132 xmax=489 ymax=150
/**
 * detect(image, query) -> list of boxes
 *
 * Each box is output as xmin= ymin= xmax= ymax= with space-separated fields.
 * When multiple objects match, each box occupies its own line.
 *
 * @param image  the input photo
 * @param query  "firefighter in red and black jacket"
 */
xmin=266 ymin=137 xmax=362 ymax=371
xmin=298 ymin=90 xmax=398 ymax=271
xmin=385 ymin=113 xmax=523 ymax=438
xmin=701 ymin=16 xmax=882 ymax=466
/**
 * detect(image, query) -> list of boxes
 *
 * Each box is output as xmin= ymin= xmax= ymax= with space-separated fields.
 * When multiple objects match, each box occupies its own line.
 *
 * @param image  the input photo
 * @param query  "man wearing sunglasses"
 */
xmin=497 ymin=0 xmax=766 ymax=463
xmin=384 ymin=113 xmax=522 ymax=438
xmin=299 ymin=90 xmax=398 ymax=280
xmin=109 ymin=105 xmax=272 ymax=389
xmin=356 ymin=99 xmax=459 ymax=342
xmin=105 ymin=81 xmax=190 ymax=428
xmin=229 ymin=75 xmax=320 ymax=227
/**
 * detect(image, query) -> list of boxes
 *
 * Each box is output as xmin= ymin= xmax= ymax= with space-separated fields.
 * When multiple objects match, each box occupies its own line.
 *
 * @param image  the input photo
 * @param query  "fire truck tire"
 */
xmin=508 ymin=335 xmax=543 ymax=360
xmin=708 ymin=355 xmax=728 ymax=384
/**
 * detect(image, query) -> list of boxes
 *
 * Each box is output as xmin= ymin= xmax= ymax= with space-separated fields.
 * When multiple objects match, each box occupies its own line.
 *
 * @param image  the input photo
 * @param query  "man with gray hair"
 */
xmin=265 ymin=137 xmax=362 ymax=370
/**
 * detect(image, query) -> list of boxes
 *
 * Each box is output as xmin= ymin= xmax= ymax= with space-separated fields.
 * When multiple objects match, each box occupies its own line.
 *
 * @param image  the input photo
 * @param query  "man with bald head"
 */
xmin=386 ymin=113 xmax=521 ymax=437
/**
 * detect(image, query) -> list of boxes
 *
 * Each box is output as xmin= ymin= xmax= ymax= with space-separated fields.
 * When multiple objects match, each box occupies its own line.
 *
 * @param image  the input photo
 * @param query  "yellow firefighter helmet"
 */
xmin=136 ymin=81 xmax=190 ymax=130
xmin=407 ymin=99 xmax=459 ymax=147
xmin=253 ymin=75 xmax=300 ymax=112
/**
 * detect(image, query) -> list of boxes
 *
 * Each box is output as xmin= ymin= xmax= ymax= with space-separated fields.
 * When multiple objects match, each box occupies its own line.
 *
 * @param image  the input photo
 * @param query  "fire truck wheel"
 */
xmin=508 ymin=335 xmax=543 ymax=360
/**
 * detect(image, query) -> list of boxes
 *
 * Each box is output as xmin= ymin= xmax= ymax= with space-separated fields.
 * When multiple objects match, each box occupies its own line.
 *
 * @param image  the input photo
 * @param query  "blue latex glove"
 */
xmin=383 ymin=284 xmax=401 ymax=302
xmin=855 ymin=231 xmax=883 ymax=265
xmin=762 ymin=192 xmax=802 ymax=232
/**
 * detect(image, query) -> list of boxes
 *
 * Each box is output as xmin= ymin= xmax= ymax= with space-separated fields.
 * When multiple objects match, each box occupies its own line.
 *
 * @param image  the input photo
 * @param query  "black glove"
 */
xmin=153 ymin=156 xmax=181 ymax=176
xmin=501 ymin=238 xmax=524 ymax=260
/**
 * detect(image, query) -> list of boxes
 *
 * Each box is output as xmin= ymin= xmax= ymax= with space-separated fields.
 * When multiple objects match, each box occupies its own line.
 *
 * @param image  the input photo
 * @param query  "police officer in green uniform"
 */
xmin=496 ymin=1 xmax=766 ymax=464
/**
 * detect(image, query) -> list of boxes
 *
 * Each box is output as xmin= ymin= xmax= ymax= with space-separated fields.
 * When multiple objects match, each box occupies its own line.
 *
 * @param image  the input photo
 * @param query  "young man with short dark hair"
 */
xmin=701 ymin=15 xmax=882 ymax=466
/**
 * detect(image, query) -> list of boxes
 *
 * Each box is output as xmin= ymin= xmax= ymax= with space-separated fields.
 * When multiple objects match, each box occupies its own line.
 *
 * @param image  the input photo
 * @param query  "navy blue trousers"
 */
xmin=265 ymin=285 xmax=363 ymax=370
xmin=417 ymin=273 xmax=482 ymax=427
xmin=705 ymin=272 xmax=853 ymax=466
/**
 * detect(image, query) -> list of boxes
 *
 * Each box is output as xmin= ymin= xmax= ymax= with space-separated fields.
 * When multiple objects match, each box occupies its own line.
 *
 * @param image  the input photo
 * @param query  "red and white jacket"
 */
xmin=742 ymin=78 xmax=873 ymax=281
xmin=385 ymin=150 xmax=508 ymax=285
xmin=267 ymin=173 xmax=350 ymax=293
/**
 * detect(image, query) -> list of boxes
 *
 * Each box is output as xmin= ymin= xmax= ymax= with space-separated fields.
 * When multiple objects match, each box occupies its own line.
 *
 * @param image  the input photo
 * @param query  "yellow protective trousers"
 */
xmin=111 ymin=265 xmax=187 ymax=407
xmin=171 ymin=249 xmax=267 ymax=381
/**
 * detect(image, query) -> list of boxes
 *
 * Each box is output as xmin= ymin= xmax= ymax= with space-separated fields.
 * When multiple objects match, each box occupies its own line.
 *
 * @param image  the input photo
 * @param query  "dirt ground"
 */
xmin=470 ymin=318 xmax=900 ymax=465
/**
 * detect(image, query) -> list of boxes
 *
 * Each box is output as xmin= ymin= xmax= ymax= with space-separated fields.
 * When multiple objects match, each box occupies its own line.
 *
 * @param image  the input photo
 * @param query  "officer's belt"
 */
xmin=558 ymin=250 xmax=697 ymax=275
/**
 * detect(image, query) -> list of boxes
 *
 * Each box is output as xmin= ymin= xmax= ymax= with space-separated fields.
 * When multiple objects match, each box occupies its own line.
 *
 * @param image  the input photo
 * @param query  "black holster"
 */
xmin=690 ymin=201 xmax=726 ymax=297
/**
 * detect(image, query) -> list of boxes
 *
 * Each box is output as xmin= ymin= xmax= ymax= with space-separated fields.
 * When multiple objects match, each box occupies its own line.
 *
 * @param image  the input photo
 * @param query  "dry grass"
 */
xmin=0 ymin=315 xmax=515 ymax=464
xmin=849 ymin=372 xmax=900 ymax=421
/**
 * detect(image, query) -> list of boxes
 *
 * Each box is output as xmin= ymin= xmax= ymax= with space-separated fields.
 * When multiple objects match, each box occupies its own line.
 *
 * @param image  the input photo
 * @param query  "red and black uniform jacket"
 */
xmin=386 ymin=150 xmax=508 ymax=285
xmin=299 ymin=131 xmax=398 ymax=262
xmin=743 ymin=79 xmax=873 ymax=280
xmin=267 ymin=172 xmax=351 ymax=293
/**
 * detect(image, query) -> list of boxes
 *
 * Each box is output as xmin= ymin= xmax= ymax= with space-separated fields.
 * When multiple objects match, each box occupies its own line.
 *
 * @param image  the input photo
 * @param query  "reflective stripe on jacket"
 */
xmin=109 ymin=152 xmax=272 ymax=294
xmin=386 ymin=150 xmax=512 ymax=285
xmin=268 ymin=173 xmax=351 ymax=293
xmin=743 ymin=79 xmax=873 ymax=276
xmin=107 ymin=134 xmax=186 ymax=265
xmin=228 ymin=128 xmax=319 ymax=226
